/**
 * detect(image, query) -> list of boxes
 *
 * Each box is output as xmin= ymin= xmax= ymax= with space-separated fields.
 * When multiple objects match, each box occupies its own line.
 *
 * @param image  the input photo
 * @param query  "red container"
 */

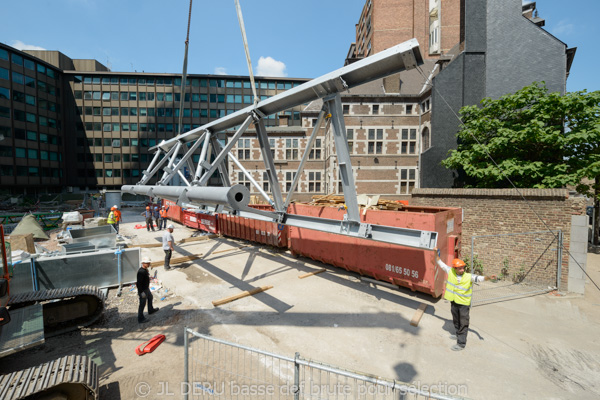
xmin=183 ymin=210 xmax=201 ymax=229
xmin=198 ymin=213 xmax=218 ymax=234
xmin=218 ymin=205 xmax=288 ymax=247
xmin=162 ymin=199 xmax=183 ymax=224
xmin=287 ymin=203 xmax=462 ymax=298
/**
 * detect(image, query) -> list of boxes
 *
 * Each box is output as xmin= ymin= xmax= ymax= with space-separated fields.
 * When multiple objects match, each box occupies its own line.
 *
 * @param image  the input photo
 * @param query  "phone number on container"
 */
xmin=385 ymin=264 xmax=419 ymax=279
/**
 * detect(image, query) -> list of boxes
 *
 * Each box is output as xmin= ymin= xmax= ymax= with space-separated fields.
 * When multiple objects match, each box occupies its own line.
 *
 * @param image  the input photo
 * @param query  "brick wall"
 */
xmin=411 ymin=188 xmax=587 ymax=290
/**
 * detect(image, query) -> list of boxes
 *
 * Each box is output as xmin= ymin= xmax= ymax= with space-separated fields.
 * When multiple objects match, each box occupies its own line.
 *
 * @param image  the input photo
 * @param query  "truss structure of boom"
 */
xmin=122 ymin=39 xmax=438 ymax=250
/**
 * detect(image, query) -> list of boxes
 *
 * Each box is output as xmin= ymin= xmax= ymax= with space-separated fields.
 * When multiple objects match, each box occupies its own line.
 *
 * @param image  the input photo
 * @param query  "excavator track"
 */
xmin=0 ymin=355 xmax=98 ymax=400
xmin=8 ymin=286 xmax=105 ymax=337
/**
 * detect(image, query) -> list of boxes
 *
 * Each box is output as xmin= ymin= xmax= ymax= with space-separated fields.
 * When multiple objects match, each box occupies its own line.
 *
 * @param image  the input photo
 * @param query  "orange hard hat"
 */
xmin=111 ymin=206 xmax=116 ymax=210
xmin=452 ymin=259 xmax=466 ymax=269
xmin=146 ymin=206 xmax=150 ymax=210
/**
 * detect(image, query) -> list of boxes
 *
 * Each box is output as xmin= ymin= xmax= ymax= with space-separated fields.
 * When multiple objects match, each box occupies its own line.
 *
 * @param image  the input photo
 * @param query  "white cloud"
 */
xmin=214 ymin=67 xmax=227 ymax=75
xmin=551 ymin=20 xmax=574 ymax=36
xmin=11 ymin=40 xmax=46 ymax=51
xmin=256 ymin=56 xmax=287 ymax=77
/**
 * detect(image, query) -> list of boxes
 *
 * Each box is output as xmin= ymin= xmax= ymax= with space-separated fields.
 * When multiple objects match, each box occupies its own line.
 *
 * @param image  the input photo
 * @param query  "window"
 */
xmin=368 ymin=129 xmax=383 ymax=154
xmin=309 ymin=139 xmax=322 ymax=160
xmin=15 ymin=147 xmax=26 ymax=158
xmin=285 ymin=172 xmax=297 ymax=191
xmin=285 ymin=138 xmax=299 ymax=160
xmin=343 ymin=105 xmax=350 ymax=115
xmin=262 ymin=172 xmax=270 ymax=192
xmin=421 ymin=127 xmax=430 ymax=152
xmin=399 ymin=168 xmax=416 ymax=194
xmin=237 ymin=172 xmax=251 ymax=189
xmin=372 ymin=104 xmax=379 ymax=115
xmin=26 ymin=131 xmax=37 ymax=141
xmin=27 ymin=149 xmax=38 ymax=159
xmin=401 ymin=128 xmax=417 ymax=154
xmin=268 ymin=138 xmax=276 ymax=159
xmin=0 ymin=67 xmax=8 ymax=81
xmin=0 ymin=106 xmax=9 ymax=119
xmin=12 ymin=54 xmax=23 ymax=66
xmin=105 ymin=154 xmax=112 ymax=163
xmin=406 ymin=105 xmax=413 ymax=115
xmin=346 ymin=129 xmax=354 ymax=154
xmin=237 ymin=138 xmax=251 ymax=160
xmin=309 ymin=171 xmax=322 ymax=192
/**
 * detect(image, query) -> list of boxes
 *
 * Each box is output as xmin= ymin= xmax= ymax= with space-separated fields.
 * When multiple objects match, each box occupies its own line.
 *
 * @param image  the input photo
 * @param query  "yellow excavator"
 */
xmin=0 ymin=225 xmax=103 ymax=399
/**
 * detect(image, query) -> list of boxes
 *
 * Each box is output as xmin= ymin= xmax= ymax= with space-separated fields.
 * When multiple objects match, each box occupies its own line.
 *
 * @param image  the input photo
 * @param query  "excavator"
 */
xmin=0 ymin=225 xmax=104 ymax=399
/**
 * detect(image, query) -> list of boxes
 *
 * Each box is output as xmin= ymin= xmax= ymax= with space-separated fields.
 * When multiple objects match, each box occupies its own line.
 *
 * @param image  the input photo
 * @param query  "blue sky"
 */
xmin=0 ymin=0 xmax=596 ymax=92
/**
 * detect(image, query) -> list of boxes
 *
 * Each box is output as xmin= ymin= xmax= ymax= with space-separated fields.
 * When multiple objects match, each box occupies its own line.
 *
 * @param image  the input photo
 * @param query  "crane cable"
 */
xmin=234 ymin=0 xmax=259 ymax=105
xmin=177 ymin=0 xmax=193 ymax=136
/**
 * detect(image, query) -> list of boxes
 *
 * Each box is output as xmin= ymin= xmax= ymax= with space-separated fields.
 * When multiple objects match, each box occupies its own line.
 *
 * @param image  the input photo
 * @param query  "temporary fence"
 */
xmin=184 ymin=328 xmax=469 ymax=400
xmin=469 ymin=230 xmax=562 ymax=305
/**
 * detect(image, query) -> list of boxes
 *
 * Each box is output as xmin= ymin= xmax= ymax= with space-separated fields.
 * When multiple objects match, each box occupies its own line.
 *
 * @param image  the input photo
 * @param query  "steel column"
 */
xmin=193 ymin=130 xmax=211 ymax=183
xmin=255 ymin=117 xmax=284 ymax=212
xmin=325 ymin=93 xmax=360 ymax=222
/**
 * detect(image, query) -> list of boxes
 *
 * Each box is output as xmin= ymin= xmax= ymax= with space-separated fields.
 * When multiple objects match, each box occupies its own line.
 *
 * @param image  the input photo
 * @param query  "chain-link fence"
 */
xmin=469 ymin=230 xmax=562 ymax=305
xmin=184 ymin=328 xmax=469 ymax=400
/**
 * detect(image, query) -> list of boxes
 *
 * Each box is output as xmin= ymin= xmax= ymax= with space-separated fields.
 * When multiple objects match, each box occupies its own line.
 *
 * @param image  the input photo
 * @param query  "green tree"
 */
xmin=442 ymin=82 xmax=600 ymax=243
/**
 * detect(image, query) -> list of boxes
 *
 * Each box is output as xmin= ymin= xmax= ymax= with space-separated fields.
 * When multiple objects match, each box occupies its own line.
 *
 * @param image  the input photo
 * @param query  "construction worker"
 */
xmin=159 ymin=206 xmax=169 ymax=230
xmin=137 ymin=257 xmax=159 ymax=323
xmin=163 ymin=224 xmax=175 ymax=270
xmin=113 ymin=205 xmax=122 ymax=234
xmin=153 ymin=205 xmax=161 ymax=230
xmin=141 ymin=206 xmax=155 ymax=232
xmin=434 ymin=248 xmax=496 ymax=351
xmin=107 ymin=206 xmax=117 ymax=233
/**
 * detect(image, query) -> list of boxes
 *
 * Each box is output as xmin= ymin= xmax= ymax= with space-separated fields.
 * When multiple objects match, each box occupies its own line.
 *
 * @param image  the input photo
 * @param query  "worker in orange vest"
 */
xmin=113 ymin=205 xmax=122 ymax=234
xmin=159 ymin=206 xmax=169 ymax=230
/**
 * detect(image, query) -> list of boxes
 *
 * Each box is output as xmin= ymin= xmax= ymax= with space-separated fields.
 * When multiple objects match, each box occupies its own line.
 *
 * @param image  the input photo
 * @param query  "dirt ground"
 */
xmin=2 ymin=207 xmax=600 ymax=399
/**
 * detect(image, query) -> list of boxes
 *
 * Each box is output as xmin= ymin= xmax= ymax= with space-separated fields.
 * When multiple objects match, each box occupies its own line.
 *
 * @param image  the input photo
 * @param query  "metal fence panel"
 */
xmin=185 ymin=328 xmax=469 ymax=400
xmin=470 ymin=230 xmax=561 ymax=305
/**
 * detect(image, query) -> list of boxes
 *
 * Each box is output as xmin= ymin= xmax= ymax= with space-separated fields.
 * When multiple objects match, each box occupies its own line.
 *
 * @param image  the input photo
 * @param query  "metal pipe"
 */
xmin=194 ymin=130 xmax=211 ymax=181
xmin=115 ymin=248 xmax=123 ymax=297
xmin=30 ymin=258 xmax=37 ymax=291
xmin=228 ymin=152 xmax=272 ymax=205
xmin=122 ymin=184 xmax=250 ymax=209
xmin=184 ymin=326 xmax=189 ymax=400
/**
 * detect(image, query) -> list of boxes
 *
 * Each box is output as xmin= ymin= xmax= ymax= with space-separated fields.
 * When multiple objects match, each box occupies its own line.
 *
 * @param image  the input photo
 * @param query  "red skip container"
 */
xmin=287 ymin=203 xmax=462 ymax=298
xmin=219 ymin=205 xmax=288 ymax=247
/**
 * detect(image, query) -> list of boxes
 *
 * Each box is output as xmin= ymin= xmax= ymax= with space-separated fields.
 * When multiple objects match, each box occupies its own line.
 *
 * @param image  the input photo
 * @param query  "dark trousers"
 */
xmin=138 ymin=288 xmax=153 ymax=321
xmin=146 ymin=217 xmax=154 ymax=231
xmin=450 ymin=301 xmax=470 ymax=348
xmin=159 ymin=217 xmax=167 ymax=230
xmin=109 ymin=222 xmax=118 ymax=234
xmin=164 ymin=249 xmax=172 ymax=269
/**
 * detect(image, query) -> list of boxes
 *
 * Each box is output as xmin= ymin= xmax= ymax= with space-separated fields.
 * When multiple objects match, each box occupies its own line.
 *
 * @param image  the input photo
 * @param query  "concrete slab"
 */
xmin=1 ymin=206 xmax=599 ymax=399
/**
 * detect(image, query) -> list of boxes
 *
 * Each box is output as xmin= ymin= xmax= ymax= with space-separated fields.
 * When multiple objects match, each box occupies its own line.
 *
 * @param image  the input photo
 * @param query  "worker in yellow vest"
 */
xmin=107 ymin=207 xmax=117 ymax=233
xmin=434 ymin=248 xmax=496 ymax=351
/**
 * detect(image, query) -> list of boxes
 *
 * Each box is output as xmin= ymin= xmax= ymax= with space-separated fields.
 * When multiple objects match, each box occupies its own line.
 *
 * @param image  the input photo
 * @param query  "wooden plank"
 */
xmin=150 ymin=254 xmax=202 ymax=268
xmin=131 ymin=243 xmax=162 ymax=248
xmin=410 ymin=303 xmax=428 ymax=327
xmin=178 ymin=234 xmax=218 ymax=244
xmin=212 ymin=286 xmax=273 ymax=307
xmin=298 ymin=268 xmax=327 ymax=279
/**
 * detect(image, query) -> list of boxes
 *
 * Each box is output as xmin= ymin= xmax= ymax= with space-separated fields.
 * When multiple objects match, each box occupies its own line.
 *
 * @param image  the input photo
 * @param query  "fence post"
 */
xmin=294 ymin=352 xmax=300 ymax=400
xmin=184 ymin=326 xmax=189 ymax=400
xmin=557 ymin=230 xmax=563 ymax=292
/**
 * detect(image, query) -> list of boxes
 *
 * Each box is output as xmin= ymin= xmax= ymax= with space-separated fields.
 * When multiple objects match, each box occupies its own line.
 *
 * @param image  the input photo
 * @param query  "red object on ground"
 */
xmin=134 ymin=224 xmax=146 ymax=229
xmin=287 ymin=203 xmax=462 ymax=298
xmin=135 ymin=334 xmax=166 ymax=355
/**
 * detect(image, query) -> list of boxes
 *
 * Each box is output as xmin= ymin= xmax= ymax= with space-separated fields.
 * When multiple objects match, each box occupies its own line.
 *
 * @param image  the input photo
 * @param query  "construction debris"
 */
xmin=308 ymin=194 xmax=407 ymax=211
xmin=298 ymin=268 xmax=327 ymax=279
xmin=410 ymin=303 xmax=429 ymax=327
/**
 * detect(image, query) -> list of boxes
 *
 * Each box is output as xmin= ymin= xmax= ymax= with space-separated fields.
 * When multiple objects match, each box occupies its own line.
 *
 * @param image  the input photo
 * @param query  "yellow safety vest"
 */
xmin=444 ymin=269 xmax=473 ymax=305
xmin=107 ymin=211 xmax=116 ymax=224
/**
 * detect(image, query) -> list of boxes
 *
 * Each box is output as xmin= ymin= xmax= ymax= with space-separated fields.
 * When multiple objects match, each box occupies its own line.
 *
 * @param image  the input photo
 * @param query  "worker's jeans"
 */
xmin=109 ymin=222 xmax=118 ymax=234
xmin=450 ymin=301 xmax=470 ymax=348
xmin=138 ymin=288 xmax=154 ymax=322
xmin=159 ymin=217 xmax=168 ymax=230
xmin=164 ymin=249 xmax=172 ymax=270
xmin=146 ymin=218 xmax=154 ymax=231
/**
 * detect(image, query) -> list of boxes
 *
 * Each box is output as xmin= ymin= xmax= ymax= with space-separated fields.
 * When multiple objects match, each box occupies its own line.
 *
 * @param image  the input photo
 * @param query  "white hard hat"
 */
xmin=113 ymin=205 xmax=119 ymax=209
xmin=141 ymin=257 xmax=151 ymax=264
xmin=167 ymin=224 xmax=174 ymax=229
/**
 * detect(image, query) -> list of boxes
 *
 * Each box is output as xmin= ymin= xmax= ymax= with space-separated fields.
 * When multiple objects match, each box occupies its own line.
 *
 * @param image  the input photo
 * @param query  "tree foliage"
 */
xmin=442 ymin=82 xmax=600 ymax=196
